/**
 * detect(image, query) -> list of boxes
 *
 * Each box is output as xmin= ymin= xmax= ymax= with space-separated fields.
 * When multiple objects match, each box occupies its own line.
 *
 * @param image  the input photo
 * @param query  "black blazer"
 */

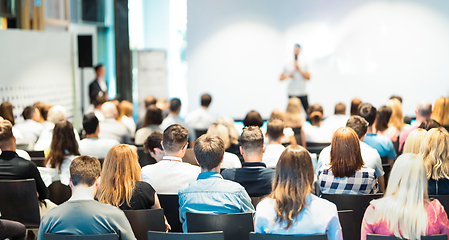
xmin=89 ymin=79 xmax=107 ymax=104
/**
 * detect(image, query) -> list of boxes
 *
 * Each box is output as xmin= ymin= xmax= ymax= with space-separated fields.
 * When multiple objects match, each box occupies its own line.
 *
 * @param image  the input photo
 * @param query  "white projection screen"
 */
xmin=186 ymin=0 xmax=449 ymax=119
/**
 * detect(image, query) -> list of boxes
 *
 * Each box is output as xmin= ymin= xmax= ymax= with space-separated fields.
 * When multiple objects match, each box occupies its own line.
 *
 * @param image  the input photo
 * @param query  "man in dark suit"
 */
xmin=89 ymin=64 xmax=108 ymax=104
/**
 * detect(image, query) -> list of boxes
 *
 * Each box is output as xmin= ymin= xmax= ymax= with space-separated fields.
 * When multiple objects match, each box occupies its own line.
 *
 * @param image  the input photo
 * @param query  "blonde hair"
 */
xmin=420 ymin=127 xmax=449 ymax=180
xmin=387 ymin=99 xmax=405 ymax=130
xmin=371 ymin=153 xmax=428 ymax=240
xmin=403 ymin=129 xmax=427 ymax=154
xmin=97 ymin=144 xmax=141 ymax=208
xmin=216 ymin=116 xmax=239 ymax=145
xmin=119 ymin=100 xmax=133 ymax=118
xmin=270 ymin=110 xmax=285 ymax=121
xmin=285 ymin=98 xmax=304 ymax=128
xmin=207 ymin=124 xmax=231 ymax=149
xmin=432 ymin=97 xmax=449 ymax=126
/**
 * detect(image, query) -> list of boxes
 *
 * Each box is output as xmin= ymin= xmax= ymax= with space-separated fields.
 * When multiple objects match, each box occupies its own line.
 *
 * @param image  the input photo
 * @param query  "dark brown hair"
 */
xmin=143 ymin=132 xmax=163 ymax=154
xmin=239 ymin=126 xmax=264 ymax=153
xmin=0 ymin=102 xmax=14 ymax=125
xmin=143 ymin=105 xmax=163 ymax=127
xmin=162 ymin=124 xmax=188 ymax=153
xmin=201 ymin=94 xmax=212 ymax=107
xmin=243 ymin=110 xmax=264 ymax=128
xmin=46 ymin=121 xmax=80 ymax=169
xmin=22 ymin=106 xmax=36 ymax=120
xmin=375 ymin=106 xmax=392 ymax=132
xmin=346 ymin=116 xmax=368 ymax=139
xmin=330 ymin=127 xmax=364 ymax=178
xmin=334 ymin=103 xmax=346 ymax=115
xmin=194 ymin=134 xmax=225 ymax=170
xmin=70 ymin=155 xmax=101 ymax=186
xmin=419 ymin=118 xmax=441 ymax=131
xmin=267 ymin=119 xmax=284 ymax=140
xmin=350 ymin=98 xmax=362 ymax=116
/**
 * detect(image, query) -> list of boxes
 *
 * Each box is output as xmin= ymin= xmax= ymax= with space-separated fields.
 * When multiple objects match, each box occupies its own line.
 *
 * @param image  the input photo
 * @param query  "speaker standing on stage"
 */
xmin=280 ymin=44 xmax=311 ymax=114
xmin=89 ymin=64 xmax=108 ymax=104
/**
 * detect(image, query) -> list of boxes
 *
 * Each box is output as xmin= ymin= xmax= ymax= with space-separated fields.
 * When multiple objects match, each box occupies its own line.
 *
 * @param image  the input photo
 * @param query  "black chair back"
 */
xmin=321 ymin=193 xmax=383 ymax=240
xmin=31 ymin=157 xmax=46 ymax=167
xmin=186 ymin=212 xmax=254 ymax=240
xmin=123 ymin=208 xmax=166 ymax=240
xmin=291 ymin=127 xmax=303 ymax=147
xmin=157 ymin=194 xmax=182 ymax=232
xmin=44 ymin=233 xmax=118 ymax=240
xmin=136 ymin=145 xmax=156 ymax=167
xmin=148 ymin=230 xmax=224 ymax=240
xmin=380 ymin=156 xmax=389 ymax=165
xmin=249 ymin=233 xmax=327 ymax=240
xmin=305 ymin=142 xmax=330 ymax=157
xmin=195 ymin=129 xmax=208 ymax=140
xmin=48 ymin=181 xmax=71 ymax=205
xmin=0 ymin=179 xmax=40 ymax=228
xmin=430 ymin=195 xmax=449 ymax=218
xmin=382 ymin=164 xmax=391 ymax=186
xmin=338 ymin=210 xmax=355 ymax=240
xmin=27 ymin=150 xmax=45 ymax=158
xmin=367 ymin=234 xmax=447 ymax=240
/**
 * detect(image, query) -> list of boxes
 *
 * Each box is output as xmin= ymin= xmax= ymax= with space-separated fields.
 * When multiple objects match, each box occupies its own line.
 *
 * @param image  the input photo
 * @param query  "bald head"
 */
xmin=416 ymin=100 xmax=432 ymax=118
xmin=102 ymin=102 xmax=118 ymax=119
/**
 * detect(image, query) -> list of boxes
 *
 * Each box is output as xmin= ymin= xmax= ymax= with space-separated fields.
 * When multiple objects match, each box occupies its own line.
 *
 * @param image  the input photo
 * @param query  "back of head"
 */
xmin=143 ymin=132 xmax=163 ymax=154
xmin=194 ymin=134 xmax=225 ymax=170
xmin=22 ymin=106 xmax=36 ymax=120
xmin=375 ymin=106 xmax=392 ymax=132
xmin=70 ymin=155 xmax=101 ymax=187
xmin=377 ymin=153 xmax=427 ymax=239
xmin=432 ymin=97 xmax=449 ymax=126
xmin=334 ymin=103 xmax=346 ymax=115
xmin=47 ymin=120 xmax=80 ymax=169
xmin=0 ymin=102 xmax=15 ymax=125
xmin=207 ymin=124 xmax=231 ymax=149
xmin=163 ymin=124 xmax=189 ymax=153
xmin=101 ymin=102 xmax=118 ymax=119
xmin=243 ymin=110 xmax=264 ymax=128
xmin=83 ymin=113 xmax=99 ymax=135
xmin=330 ymin=127 xmax=363 ymax=178
xmin=119 ymin=100 xmax=133 ymax=118
xmin=97 ymin=144 xmax=141 ymax=207
xmin=144 ymin=95 xmax=157 ymax=108
xmin=307 ymin=104 xmax=323 ymax=124
xmin=33 ymin=102 xmax=45 ymax=123
xmin=420 ymin=127 xmax=449 ymax=180
xmin=216 ymin=116 xmax=239 ymax=145
xmin=350 ymin=98 xmax=362 ymax=116
xmin=403 ymin=128 xmax=427 ymax=154
xmin=93 ymin=95 xmax=107 ymax=108
xmin=267 ymin=119 xmax=284 ymax=141
xmin=389 ymin=95 xmax=403 ymax=103
xmin=286 ymin=97 xmax=302 ymax=115
xmin=387 ymin=99 xmax=404 ymax=130
xmin=270 ymin=145 xmax=314 ymax=229
xmin=144 ymin=105 xmax=163 ymax=127
xmin=285 ymin=98 xmax=303 ymax=127
xmin=345 ymin=116 xmax=368 ymax=139
xmin=0 ymin=119 xmax=14 ymax=148
xmin=47 ymin=105 xmax=67 ymax=124
xmin=357 ymin=103 xmax=377 ymax=126
xmin=240 ymin=126 xmax=264 ymax=154
xmin=169 ymin=98 xmax=182 ymax=113
xmin=270 ymin=110 xmax=285 ymax=121
xmin=42 ymin=104 xmax=53 ymax=121
xmin=416 ymin=100 xmax=432 ymax=118
xmin=418 ymin=118 xmax=441 ymax=131
xmin=201 ymin=94 xmax=212 ymax=107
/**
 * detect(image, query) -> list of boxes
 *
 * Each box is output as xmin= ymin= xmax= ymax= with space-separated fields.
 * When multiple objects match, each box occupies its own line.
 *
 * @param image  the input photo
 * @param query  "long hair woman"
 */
xmin=387 ymin=98 xmax=408 ymax=132
xmin=135 ymin=105 xmax=163 ymax=145
xmin=254 ymin=145 xmax=342 ymax=240
xmin=361 ymin=153 xmax=449 ymax=240
xmin=318 ymin=127 xmax=378 ymax=194
xmin=402 ymin=128 xmax=427 ymax=154
xmin=432 ymin=97 xmax=449 ymax=131
xmin=375 ymin=105 xmax=398 ymax=142
xmin=207 ymin=124 xmax=241 ymax=169
xmin=270 ymin=110 xmax=300 ymax=146
xmin=216 ymin=116 xmax=242 ymax=161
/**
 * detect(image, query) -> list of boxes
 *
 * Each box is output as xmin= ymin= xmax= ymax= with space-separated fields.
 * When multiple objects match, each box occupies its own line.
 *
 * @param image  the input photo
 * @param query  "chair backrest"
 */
xmin=291 ymin=127 xmax=303 ymax=147
xmin=249 ymin=232 xmax=327 ymax=240
xmin=380 ymin=156 xmax=389 ymax=165
xmin=0 ymin=179 xmax=40 ymax=228
xmin=186 ymin=212 xmax=254 ymax=240
xmin=338 ymin=210 xmax=355 ymax=240
xmin=181 ymin=149 xmax=199 ymax=166
xmin=367 ymin=234 xmax=447 ymax=240
xmin=321 ymin=193 xmax=383 ymax=240
xmin=44 ymin=233 xmax=118 ymax=240
xmin=305 ymin=142 xmax=330 ymax=156
xmin=195 ymin=129 xmax=208 ymax=140
xmin=136 ymin=145 xmax=156 ymax=167
xmin=27 ymin=150 xmax=45 ymax=158
xmin=48 ymin=180 xmax=71 ymax=205
xmin=31 ymin=157 xmax=46 ymax=167
xmin=382 ymin=164 xmax=392 ymax=186
xmin=430 ymin=195 xmax=449 ymax=218
xmin=157 ymin=194 xmax=182 ymax=232
xmin=123 ymin=208 xmax=166 ymax=240
xmin=148 ymin=230 xmax=224 ymax=240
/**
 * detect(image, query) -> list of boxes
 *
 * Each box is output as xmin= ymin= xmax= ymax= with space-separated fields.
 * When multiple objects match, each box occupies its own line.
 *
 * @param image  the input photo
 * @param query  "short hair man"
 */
xmin=222 ymin=126 xmax=275 ymax=197
xmin=13 ymin=106 xmax=44 ymax=147
xmin=99 ymin=102 xmax=130 ymax=144
xmin=89 ymin=64 xmax=108 ymax=104
xmin=141 ymin=124 xmax=200 ymax=194
xmin=262 ymin=119 xmax=285 ymax=168
xmin=185 ymin=94 xmax=217 ymax=130
xmin=179 ymin=135 xmax=254 ymax=232
xmin=79 ymin=113 xmax=119 ymax=159
xmin=322 ymin=102 xmax=349 ymax=133
xmin=37 ymin=156 xmax=136 ymax=240
xmin=317 ymin=116 xmax=386 ymax=191
xmin=160 ymin=98 xmax=195 ymax=142
xmin=398 ymin=100 xmax=432 ymax=153
xmin=143 ymin=132 xmax=164 ymax=162
xmin=357 ymin=103 xmax=397 ymax=163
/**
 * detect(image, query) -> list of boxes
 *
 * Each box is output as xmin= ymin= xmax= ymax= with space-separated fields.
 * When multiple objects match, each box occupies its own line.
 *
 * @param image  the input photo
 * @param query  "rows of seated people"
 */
xmin=0 ymin=94 xmax=448 ymax=240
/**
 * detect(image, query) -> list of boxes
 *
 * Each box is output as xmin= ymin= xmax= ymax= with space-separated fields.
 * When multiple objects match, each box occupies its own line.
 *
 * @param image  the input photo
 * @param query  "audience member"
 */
xmin=78 ymin=113 xmax=119 ymax=159
xmin=206 ymin=124 xmax=241 ymax=169
xmin=37 ymin=156 xmax=136 ymax=240
xmin=33 ymin=101 xmax=46 ymax=123
xmin=350 ymin=98 xmax=362 ymax=116
xmin=118 ymin=100 xmax=136 ymax=138
xmin=375 ymin=106 xmax=398 ymax=142
xmin=45 ymin=120 xmax=80 ymax=186
xmin=137 ymin=95 xmax=157 ymax=130
xmin=135 ymin=105 xmax=163 ymax=145
xmin=141 ymin=124 xmax=200 ymax=194
xmin=217 ymin=116 xmax=243 ymax=161
xmin=303 ymin=104 xmax=333 ymax=143
xmin=160 ymin=98 xmax=195 ymax=142
xmin=262 ymin=119 xmax=286 ymax=168
xmin=222 ymin=126 xmax=275 ymax=197
xmin=185 ymin=93 xmax=217 ymax=130
xmin=402 ymin=128 xmax=427 ymax=154
xmin=90 ymin=95 xmax=107 ymax=122
xmin=243 ymin=110 xmax=264 ymax=128
xmin=0 ymin=219 xmax=26 ymax=240
xmin=421 ymin=127 xmax=449 ymax=195
xmin=156 ymin=98 xmax=170 ymax=118
xmin=284 ymin=97 xmax=306 ymax=146
xmin=419 ymin=118 xmax=442 ymax=131
xmin=317 ymin=116 xmax=385 ymax=191
xmin=269 ymin=110 xmax=298 ymax=145
xmin=99 ymin=102 xmax=130 ymax=144
xmin=255 ymin=145 xmax=342 ymax=239
xmin=318 ymin=127 xmax=378 ymax=194
xmin=387 ymin=98 xmax=409 ymax=132
xmin=358 ymin=103 xmax=397 ymax=164
xmin=432 ymin=97 xmax=449 ymax=132
xmin=14 ymin=106 xmax=43 ymax=148
xmin=322 ymin=102 xmax=349 ymax=133
xmin=361 ymin=153 xmax=449 ymax=240
xmin=40 ymin=103 xmax=54 ymax=129
xmin=178 ymin=134 xmax=255 ymax=232
xmin=398 ymin=100 xmax=432 ymax=152
xmin=0 ymin=101 xmax=25 ymax=145
xmin=389 ymin=95 xmax=402 ymax=103
xmin=143 ymin=132 xmax=164 ymax=162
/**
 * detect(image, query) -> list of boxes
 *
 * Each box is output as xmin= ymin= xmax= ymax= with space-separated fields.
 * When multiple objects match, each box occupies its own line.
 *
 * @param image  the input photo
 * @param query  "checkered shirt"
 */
xmin=318 ymin=165 xmax=379 ymax=195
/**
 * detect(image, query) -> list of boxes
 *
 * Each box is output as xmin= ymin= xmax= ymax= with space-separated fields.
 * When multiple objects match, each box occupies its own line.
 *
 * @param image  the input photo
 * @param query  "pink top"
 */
xmin=361 ymin=199 xmax=449 ymax=240
xmin=398 ymin=125 xmax=418 ymax=152
xmin=377 ymin=126 xmax=399 ymax=142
